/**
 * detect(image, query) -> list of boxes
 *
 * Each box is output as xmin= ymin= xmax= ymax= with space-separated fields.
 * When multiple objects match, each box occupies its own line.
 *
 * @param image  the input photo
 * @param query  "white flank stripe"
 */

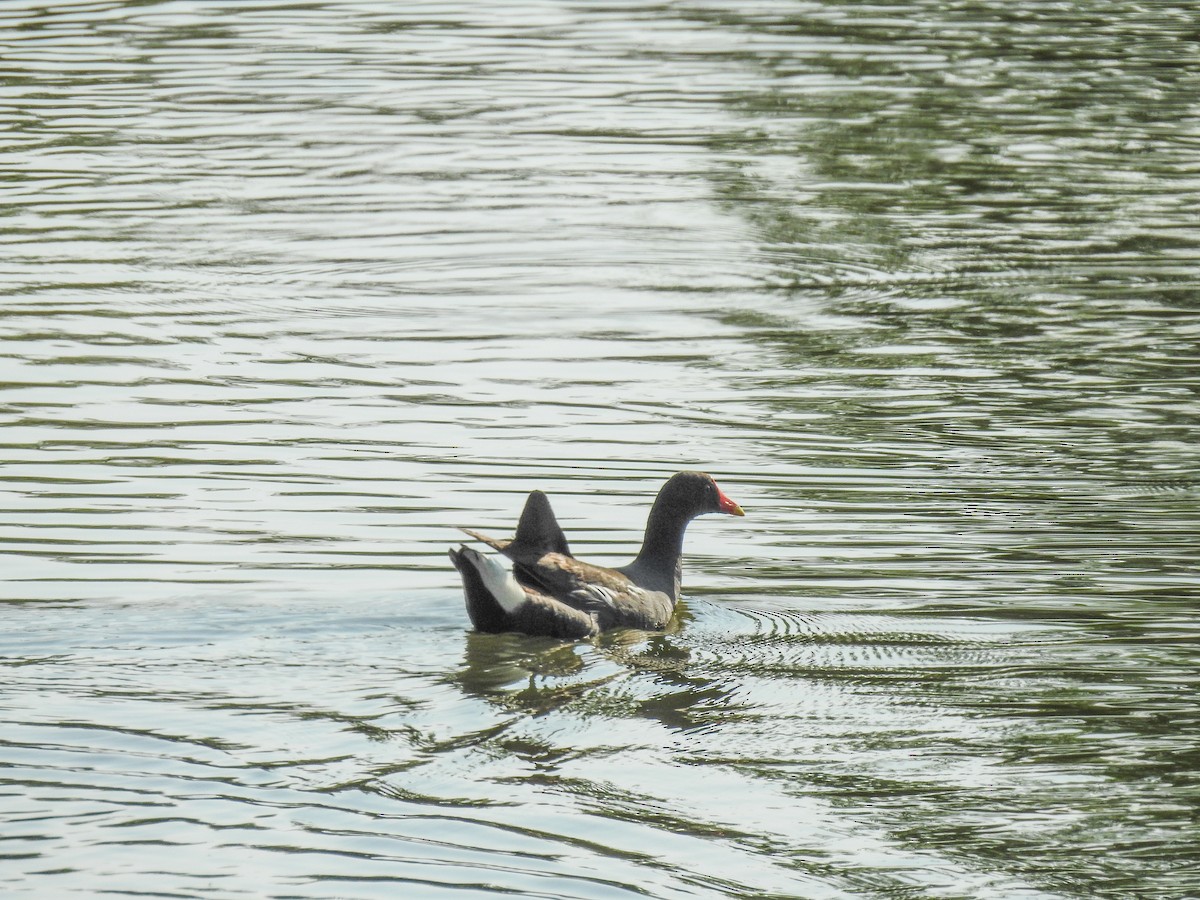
xmin=469 ymin=549 xmax=528 ymax=614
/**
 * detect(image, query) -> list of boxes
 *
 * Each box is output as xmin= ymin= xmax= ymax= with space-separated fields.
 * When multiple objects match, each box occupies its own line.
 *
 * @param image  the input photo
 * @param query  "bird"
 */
xmin=448 ymin=471 xmax=745 ymax=639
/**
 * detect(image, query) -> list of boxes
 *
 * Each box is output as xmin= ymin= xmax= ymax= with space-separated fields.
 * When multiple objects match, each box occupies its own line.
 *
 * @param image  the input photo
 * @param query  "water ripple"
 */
xmin=2 ymin=0 xmax=1198 ymax=898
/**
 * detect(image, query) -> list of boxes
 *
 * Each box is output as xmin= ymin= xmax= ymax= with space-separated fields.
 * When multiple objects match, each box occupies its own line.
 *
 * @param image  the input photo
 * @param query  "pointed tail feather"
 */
xmin=458 ymin=527 xmax=510 ymax=553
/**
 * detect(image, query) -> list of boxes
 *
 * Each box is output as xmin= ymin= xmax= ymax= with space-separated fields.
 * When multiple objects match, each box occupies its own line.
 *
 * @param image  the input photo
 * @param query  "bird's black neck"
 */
xmin=631 ymin=501 xmax=691 ymax=590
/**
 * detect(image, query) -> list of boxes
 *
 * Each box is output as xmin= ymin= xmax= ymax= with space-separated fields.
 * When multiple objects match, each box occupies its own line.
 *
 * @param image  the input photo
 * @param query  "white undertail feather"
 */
xmin=466 ymin=548 xmax=527 ymax=614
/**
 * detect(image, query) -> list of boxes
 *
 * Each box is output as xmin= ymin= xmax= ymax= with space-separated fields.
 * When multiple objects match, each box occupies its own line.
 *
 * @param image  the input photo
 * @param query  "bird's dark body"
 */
xmin=449 ymin=472 xmax=743 ymax=639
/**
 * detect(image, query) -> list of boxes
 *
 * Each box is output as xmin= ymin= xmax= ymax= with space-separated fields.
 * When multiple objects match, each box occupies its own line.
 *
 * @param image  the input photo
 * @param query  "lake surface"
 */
xmin=2 ymin=1 xmax=1198 ymax=897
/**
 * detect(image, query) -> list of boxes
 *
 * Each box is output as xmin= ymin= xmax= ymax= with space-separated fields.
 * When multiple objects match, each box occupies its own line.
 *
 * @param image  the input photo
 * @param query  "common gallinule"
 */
xmin=449 ymin=471 xmax=745 ymax=639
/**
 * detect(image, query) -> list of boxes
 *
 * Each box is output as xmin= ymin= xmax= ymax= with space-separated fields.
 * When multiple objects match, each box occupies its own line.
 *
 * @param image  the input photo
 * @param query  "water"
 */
xmin=2 ymin=1 xmax=1198 ymax=897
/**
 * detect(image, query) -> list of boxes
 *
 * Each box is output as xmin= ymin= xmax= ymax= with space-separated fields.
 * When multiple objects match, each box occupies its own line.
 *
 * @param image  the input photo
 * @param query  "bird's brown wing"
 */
xmin=506 ymin=551 xmax=670 ymax=629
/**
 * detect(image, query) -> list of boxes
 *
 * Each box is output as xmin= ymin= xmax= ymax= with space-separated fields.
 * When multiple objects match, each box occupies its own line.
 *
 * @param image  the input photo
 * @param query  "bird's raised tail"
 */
xmin=448 ymin=545 xmax=528 ymax=633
